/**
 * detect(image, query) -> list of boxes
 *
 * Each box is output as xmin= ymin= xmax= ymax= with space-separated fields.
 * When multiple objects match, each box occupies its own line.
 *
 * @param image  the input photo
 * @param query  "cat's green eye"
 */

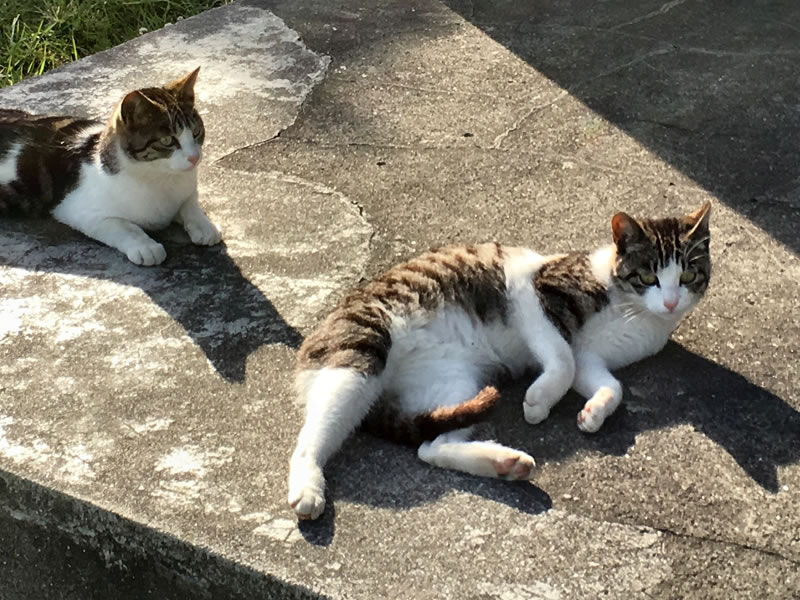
xmin=680 ymin=270 xmax=697 ymax=284
xmin=191 ymin=121 xmax=202 ymax=136
xmin=159 ymin=135 xmax=175 ymax=146
xmin=638 ymin=272 xmax=658 ymax=286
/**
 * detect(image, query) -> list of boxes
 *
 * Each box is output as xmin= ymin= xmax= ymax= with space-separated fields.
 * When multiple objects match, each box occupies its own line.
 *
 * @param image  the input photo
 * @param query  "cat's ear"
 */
xmin=166 ymin=67 xmax=200 ymax=104
xmin=611 ymin=212 xmax=647 ymax=252
xmin=118 ymin=90 xmax=150 ymax=127
xmin=683 ymin=201 xmax=711 ymax=239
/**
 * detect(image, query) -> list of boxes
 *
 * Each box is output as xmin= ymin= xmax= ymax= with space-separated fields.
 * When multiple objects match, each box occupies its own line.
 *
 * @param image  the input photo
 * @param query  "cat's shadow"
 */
xmin=303 ymin=341 xmax=798 ymax=540
xmin=0 ymin=219 xmax=301 ymax=382
xmin=299 ymin=439 xmax=553 ymax=547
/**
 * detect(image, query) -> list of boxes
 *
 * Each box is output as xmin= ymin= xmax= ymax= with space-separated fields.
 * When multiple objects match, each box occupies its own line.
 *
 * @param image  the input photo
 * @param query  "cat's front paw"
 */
xmin=523 ymin=402 xmax=550 ymax=425
xmin=288 ymin=462 xmax=326 ymax=520
xmin=577 ymin=387 xmax=618 ymax=433
xmin=184 ymin=219 xmax=222 ymax=246
xmin=523 ymin=385 xmax=554 ymax=425
xmin=577 ymin=402 xmax=606 ymax=433
xmin=125 ymin=240 xmax=167 ymax=266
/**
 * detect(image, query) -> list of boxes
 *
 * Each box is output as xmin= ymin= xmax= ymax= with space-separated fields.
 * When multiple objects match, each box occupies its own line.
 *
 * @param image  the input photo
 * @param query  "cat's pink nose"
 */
xmin=663 ymin=298 xmax=679 ymax=312
xmin=187 ymin=154 xmax=200 ymax=166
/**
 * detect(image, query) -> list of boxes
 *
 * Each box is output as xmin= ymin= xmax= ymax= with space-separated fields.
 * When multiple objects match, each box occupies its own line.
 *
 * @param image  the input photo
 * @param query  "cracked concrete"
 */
xmin=1 ymin=0 xmax=800 ymax=598
xmin=0 ymin=4 xmax=330 ymax=162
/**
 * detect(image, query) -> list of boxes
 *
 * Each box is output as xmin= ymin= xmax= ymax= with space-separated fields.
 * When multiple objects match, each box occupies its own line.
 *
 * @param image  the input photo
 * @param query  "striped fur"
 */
xmin=289 ymin=204 xmax=713 ymax=519
xmin=0 ymin=68 xmax=219 ymax=266
xmin=362 ymin=386 xmax=502 ymax=446
xmin=612 ymin=207 xmax=711 ymax=299
xmin=534 ymin=253 xmax=610 ymax=341
xmin=297 ymin=243 xmax=508 ymax=375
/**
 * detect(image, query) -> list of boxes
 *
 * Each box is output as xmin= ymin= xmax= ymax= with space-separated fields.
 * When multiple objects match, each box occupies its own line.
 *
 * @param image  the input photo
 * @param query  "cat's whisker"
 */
xmin=684 ymin=236 xmax=710 ymax=256
xmin=619 ymin=306 xmax=645 ymax=326
xmin=624 ymin=311 xmax=644 ymax=325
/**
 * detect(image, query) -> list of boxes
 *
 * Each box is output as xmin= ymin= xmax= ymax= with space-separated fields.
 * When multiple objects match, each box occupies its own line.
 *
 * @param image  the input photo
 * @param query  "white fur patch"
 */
xmin=53 ymin=154 xmax=197 ymax=231
xmin=168 ymin=127 xmax=202 ymax=172
xmin=589 ymin=244 xmax=615 ymax=285
xmin=289 ymin=368 xmax=380 ymax=519
xmin=642 ymin=259 xmax=688 ymax=315
xmin=0 ymin=142 xmax=22 ymax=184
xmin=418 ymin=430 xmax=535 ymax=480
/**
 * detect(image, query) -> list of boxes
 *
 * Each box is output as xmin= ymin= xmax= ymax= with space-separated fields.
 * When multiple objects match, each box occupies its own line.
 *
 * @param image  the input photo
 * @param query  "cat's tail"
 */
xmin=361 ymin=386 xmax=501 ymax=446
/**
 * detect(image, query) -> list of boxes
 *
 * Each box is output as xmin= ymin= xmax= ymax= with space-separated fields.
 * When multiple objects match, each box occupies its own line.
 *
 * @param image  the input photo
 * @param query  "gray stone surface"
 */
xmin=2 ymin=0 xmax=800 ymax=598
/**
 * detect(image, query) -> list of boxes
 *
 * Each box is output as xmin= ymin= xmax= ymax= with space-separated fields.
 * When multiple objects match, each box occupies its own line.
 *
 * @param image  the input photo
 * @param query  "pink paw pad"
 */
xmin=493 ymin=454 xmax=535 ymax=480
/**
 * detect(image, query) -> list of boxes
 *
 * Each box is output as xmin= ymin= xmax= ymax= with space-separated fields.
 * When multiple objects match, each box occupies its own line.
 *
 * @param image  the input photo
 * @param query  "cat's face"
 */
xmin=611 ymin=202 xmax=711 ymax=320
xmin=113 ymin=67 xmax=205 ymax=173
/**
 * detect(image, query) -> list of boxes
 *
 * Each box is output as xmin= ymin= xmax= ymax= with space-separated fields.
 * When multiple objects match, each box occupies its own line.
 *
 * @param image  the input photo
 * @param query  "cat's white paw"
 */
xmin=125 ymin=240 xmax=167 ymax=266
xmin=523 ymin=401 xmax=550 ymax=425
xmin=492 ymin=449 xmax=536 ymax=481
xmin=577 ymin=403 xmax=606 ymax=433
xmin=577 ymin=387 xmax=618 ymax=433
xmin=523 ymin=384 xmax=556 ymax=425
xmin=185 ymin=219 xmax=222 ymax=246
xmin=288 ymin=462 xmax=326 ymax=520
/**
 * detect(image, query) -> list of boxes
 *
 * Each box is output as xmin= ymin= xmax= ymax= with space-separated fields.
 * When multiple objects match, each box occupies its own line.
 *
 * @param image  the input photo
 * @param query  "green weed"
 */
xmin=1 ymin=0 xmax=230 ymax=87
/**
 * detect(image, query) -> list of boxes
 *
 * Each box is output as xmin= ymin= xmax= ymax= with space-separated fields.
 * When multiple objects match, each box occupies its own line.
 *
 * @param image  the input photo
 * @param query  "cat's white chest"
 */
xmin=574 ymin=306 xmax=677 ymax=370
xmin=54 ymin=163 xmax=196 ymax=230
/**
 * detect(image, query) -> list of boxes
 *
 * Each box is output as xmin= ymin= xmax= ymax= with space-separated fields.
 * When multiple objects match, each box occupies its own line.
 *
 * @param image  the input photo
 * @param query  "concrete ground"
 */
xmin=1 ymin=0 xmax=799 ymax=598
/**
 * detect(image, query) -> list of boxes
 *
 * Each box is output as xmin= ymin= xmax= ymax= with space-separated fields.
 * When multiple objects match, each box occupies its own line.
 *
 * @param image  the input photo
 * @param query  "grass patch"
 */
xmin=1 ymin=0 xmax=230 ymax=88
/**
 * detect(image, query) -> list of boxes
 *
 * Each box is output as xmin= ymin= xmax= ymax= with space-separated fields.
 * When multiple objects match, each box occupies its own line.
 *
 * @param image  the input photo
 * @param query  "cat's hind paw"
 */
xmin=288 ymin=462 xmax=326 ymax=520
xmin=493 ymin=450 xmax=536 ymax=481
xmin=125 ymin=240 xmax=167 ymax=266
xmin=184 ymin=219 xmax=222 ymax=246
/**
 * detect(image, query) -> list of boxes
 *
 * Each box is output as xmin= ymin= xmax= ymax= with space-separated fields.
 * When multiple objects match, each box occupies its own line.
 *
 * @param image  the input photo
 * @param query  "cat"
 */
xmin=287 ymin=202 xmax=712 ymax=520
xmin=0 ymin=67 xmax=220 ymax=265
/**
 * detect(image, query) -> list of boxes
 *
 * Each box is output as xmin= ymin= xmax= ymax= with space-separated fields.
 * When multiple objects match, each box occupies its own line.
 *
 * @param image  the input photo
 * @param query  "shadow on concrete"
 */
xmin=0 ymin=470 xmax=327 ymax=600
xmin=439 ymin=0 xmax=800 ymax=254
xmin=0 ymin=220 xmax=301 ymax=383
xmin=502 ymin=341 xmax=800 ymax=493
xmin=252 ymin=0 xmax=800 ymax=254
xmin=301 ymin=429 xmax=553 ymax=540
xmin=300 ymin=444 xmax=552 ymax=546
xmin=298 ymin=502 xmax=337 ymax=547
xmin=302 ymin=342 xmax=796 ymax=530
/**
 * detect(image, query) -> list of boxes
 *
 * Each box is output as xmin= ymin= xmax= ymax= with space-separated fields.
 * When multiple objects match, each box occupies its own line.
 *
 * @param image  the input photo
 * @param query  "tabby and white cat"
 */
xmin=288 ymin=203 xmax=712 ymax=520
xmin=0 ymin=67 xmax=220 ymax=265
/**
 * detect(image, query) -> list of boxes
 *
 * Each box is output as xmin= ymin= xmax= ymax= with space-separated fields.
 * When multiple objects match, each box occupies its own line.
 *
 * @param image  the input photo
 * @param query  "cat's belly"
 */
xmin=385 ymin=307 xmax=533 ymax=381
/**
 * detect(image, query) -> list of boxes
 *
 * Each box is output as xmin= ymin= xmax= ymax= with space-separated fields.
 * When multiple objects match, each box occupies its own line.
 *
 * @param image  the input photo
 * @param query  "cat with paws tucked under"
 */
xmin=288 ymin=203 xmax=712 ymax=520
xmin=0 ymin=67 xmax=220 ymax=265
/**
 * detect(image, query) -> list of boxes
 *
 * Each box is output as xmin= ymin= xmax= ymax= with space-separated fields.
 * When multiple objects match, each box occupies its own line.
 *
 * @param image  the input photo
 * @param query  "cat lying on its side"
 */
xmin=0 ymin=67 xmax=220 ymax=265
xmin=288 ymin=203 xmax=712 ymax=520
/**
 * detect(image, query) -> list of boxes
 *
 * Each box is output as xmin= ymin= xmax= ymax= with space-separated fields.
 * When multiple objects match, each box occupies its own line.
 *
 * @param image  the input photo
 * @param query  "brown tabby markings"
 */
xmin=298 ymin=212 xmax=711 ymax=445
xmin=362 ymin=386 xmax=501 ymax=446
xmin=533 ymin=253 xmax=609 ymax=342
xmin=297 ymin=243 xmax=508 ymax=376
xmin=116 ymin=82 xmax=205 ymax=165
xmin=613 ymin=215 xmax=711 ymax=297
xmin=0 ymin=111 xmax=101 ymax=215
